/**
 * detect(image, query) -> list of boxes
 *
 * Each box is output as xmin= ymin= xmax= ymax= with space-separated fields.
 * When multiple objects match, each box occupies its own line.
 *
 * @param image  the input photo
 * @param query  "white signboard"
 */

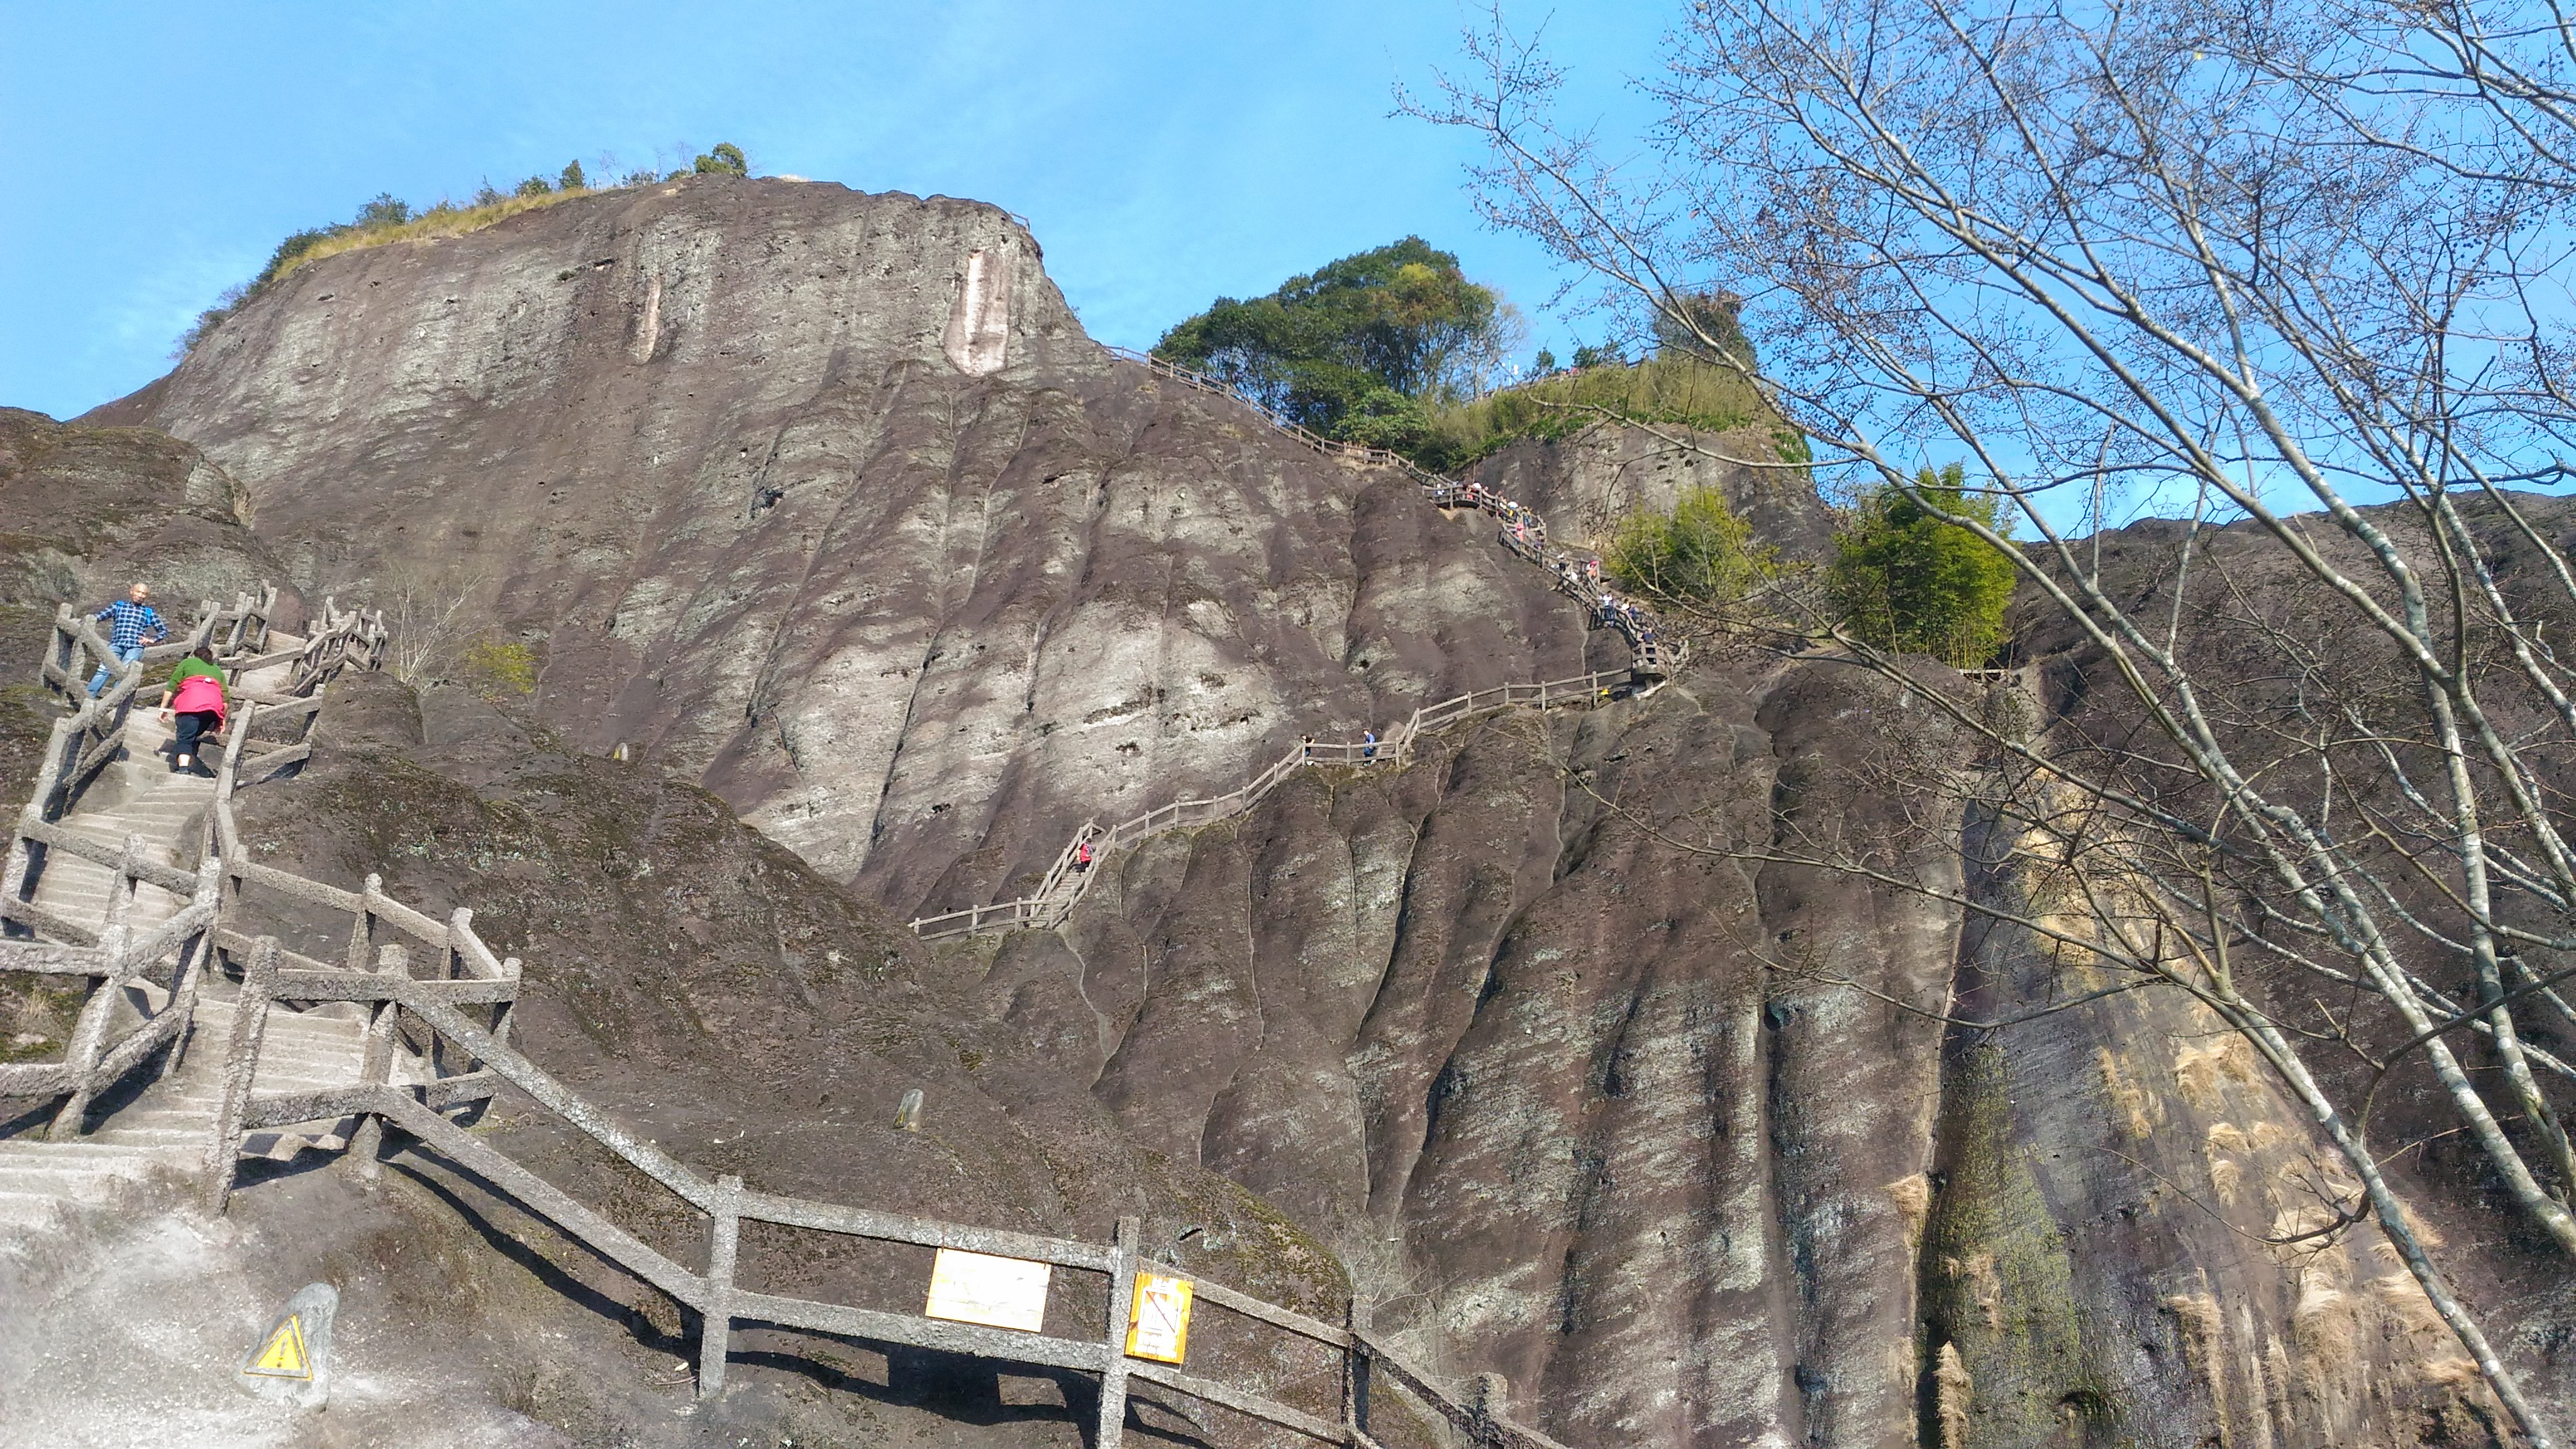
xmin=924 ymin=1248 xmax=1052 ymax=1333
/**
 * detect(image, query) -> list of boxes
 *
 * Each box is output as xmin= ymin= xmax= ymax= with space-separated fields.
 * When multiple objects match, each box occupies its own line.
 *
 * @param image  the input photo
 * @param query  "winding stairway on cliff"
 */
xmin=906 ymin=347 xmax=1690 ymax=941
xmin=2 ymin=599 xmax=1581 ymax=1449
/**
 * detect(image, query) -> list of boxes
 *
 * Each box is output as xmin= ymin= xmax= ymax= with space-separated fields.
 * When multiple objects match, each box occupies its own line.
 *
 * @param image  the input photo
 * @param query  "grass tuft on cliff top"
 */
xmin=176 ymin=144 xmax=755 ymax=358
xmin=269 ymin=189 xmax=596 ymax=286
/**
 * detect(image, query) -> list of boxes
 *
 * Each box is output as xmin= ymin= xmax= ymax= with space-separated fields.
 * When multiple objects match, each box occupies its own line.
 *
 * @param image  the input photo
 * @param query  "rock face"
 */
xmin=66 ymin=178 xmax=2549 ymax=1445
xmin=1019 ymin=653 xmax=2531 ymax=1448
xmin=86 ymin=177 xmax=1638 ymax=923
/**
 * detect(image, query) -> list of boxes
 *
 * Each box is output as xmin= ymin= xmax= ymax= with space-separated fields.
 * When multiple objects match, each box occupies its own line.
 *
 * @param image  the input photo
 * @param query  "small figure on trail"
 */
xmin=1075 ymin=840 xmax=1094 ymax=874
xmin=88 ymin=582 xmax=167 ymax=696
xmin=1362 ymin=729 xmax=1379 ymax=760
xmin=1301 ymin=735 xmax=1314 ymax=759
xmin=160 ymin=647 xmax=227 ymax=776
xmin=1586 ymin=558 xmax=1601 ymax=584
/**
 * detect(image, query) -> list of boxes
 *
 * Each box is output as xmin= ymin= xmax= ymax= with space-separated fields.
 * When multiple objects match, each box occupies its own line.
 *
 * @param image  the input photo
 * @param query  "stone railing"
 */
xmin=913 ymin=668 xmax=1641 ymax=941
xmin=0 ymin=590 xmax=386 ymax=1136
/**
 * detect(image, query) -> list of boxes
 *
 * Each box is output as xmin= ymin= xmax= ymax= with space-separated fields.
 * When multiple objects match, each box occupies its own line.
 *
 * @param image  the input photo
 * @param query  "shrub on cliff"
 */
xmin=458 ymin=635 xmax=539 ymax=697
xmin=1417 ymin=353 xmax=1774 ymax=472
xmin=1153 ymin=238 xmax=1512 ymax=447
xmin=1604 ymin=484 xmax=1775 ymax=612
xmin=1826 ymin=464 xmax=2017 ymax=667
xmin=693 ymin=142 xmax=750 ymax=177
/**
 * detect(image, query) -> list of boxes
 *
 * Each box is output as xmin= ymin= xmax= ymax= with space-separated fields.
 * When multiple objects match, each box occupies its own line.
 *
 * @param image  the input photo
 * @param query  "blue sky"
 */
xmin=0 ymin=1 xmax=1671 ymax=421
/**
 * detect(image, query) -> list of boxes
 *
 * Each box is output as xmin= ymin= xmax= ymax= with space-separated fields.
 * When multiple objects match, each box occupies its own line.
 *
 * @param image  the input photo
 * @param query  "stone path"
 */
xmin=1 ymin=648 xmax=371 ymax=1238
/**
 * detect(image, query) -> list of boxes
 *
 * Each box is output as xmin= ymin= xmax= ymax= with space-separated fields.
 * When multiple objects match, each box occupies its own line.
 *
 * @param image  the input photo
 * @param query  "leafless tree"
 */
xmin=367 ymin=557 xmax=486 ymax=687
xmin=1409 ymin=1 xmax=2576 ymax=1438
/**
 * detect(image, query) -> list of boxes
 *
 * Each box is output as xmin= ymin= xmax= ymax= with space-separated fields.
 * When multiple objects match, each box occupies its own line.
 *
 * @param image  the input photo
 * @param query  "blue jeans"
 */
xmin=87 ymin=643 xmax=143 ymax=696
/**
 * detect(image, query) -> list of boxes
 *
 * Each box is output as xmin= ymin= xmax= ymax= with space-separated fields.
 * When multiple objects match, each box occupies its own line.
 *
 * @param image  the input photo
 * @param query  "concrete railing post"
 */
xmin=1471 ymin=1372 xmax=1511 ymax=1447
xmin=492 ymin=955 xmax=523 ymax=1048
xmin=48 ymin=835 xmax=140 ymax=1140
xmin=1097 ymin=1214 xmax=1140 ymax=1449
xmin=697 ymin=1173 xmax=743 ymax=1398
xmin=346 ymin=872 xmax=380 ymax=972
xmin=205 ymin=936 xmax=279 ymax=1213
xmin=161 ymin=852 xmax=225 ymax=1080
xmin=347 ymin=943 xmax=408 ymax=1185
xmin=1343 ymin=1298 xmax=1373 ymax=1445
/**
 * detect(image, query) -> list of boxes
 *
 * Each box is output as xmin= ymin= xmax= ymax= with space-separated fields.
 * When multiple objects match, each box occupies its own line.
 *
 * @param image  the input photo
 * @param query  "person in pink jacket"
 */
xmin=160 ymin=648 xmax=228 ymax=775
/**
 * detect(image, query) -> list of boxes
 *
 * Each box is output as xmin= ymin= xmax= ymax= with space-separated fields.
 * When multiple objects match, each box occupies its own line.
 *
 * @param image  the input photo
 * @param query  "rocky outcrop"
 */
xmin=85 ymin=177 xmax=1643 ymax=924
xmin=1465 ymin=414 xmax=1836 ymax=568
xmin=61 ymin=177 xmax=2545 ymax=1445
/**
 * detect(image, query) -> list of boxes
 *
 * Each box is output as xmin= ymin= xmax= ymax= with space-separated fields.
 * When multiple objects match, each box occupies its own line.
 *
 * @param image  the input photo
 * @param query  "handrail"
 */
xmin=3 ymin=588 xmax=399 ymax=1136
xmin=911 ymin=667 xmax=1635 ymax=940
xmin=191 ymin=663 xmax=1576 ymax=1445
xmin=899 ymin=341 xmax=1697 ymax=941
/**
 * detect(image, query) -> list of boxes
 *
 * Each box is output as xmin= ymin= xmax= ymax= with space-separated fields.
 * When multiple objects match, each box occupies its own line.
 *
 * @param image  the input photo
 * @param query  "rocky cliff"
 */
xmin=55 ymin=177 xmax=2553 ymax=1446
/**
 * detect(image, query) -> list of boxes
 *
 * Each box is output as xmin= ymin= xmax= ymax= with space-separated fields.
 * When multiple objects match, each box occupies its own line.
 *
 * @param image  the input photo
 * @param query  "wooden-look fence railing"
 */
xmin=5 ymin=599 xmax=1586 ymax=1449
xmin=0 ymin=590 xmax=384 ymax=1140
xmin=219 ymin=966 xmax=1578 ymax=1447
xmin=912 ymin=668 xmax=1642 ymax=941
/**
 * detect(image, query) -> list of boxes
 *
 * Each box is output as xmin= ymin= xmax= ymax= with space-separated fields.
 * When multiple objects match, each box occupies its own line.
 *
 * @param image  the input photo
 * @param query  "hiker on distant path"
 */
xmin=160 ymin=647 xmax=227 ymax=775
xmin=1075 ymin=840 xmax=1094 ymax=874
xmin=87 ymin=582 xmax=167 ymax=696
xmin=1362 ymin=729 xmax=1379 ymax=760
xmin=1302 ymin=735 xmax=1315 ymax=759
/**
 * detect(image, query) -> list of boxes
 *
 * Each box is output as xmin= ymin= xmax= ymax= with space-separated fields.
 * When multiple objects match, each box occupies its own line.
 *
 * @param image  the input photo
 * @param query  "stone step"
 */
xmin=249 ymin=1069 xmax=362 ymax=1087
xmin=108 ymin=1104 xmax=221 ymax=1126
xmin=0 ymin=1163 xmax=148 ymax=1201
xmin=248 ymin=1038 xmax=364 ymax=1058
xmin=0 ymin=1189 xmax=69 ymax=1230
xmin=87 ymin=1126 xmax=206 ymax=1148
xmin=0 ymin=1140 xmax=176 ymax=1165
xmin=230 ymin=1034 xmax=369 ymax=1056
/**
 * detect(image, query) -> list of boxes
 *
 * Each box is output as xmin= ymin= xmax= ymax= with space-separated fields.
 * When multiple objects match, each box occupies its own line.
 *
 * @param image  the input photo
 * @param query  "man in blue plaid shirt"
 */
xmin=87 ymin=582 xmax=167 ymax=696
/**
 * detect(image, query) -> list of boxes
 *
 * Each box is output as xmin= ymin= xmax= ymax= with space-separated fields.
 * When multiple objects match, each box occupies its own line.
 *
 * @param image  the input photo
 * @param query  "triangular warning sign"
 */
xmin=244 ymin=1315 xmax=311 ymax=1379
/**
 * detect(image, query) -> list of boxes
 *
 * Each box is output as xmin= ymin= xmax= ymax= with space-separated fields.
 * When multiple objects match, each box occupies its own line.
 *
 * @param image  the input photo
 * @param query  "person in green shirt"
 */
xmin=159 ymin=650 xmax=229 ymax=775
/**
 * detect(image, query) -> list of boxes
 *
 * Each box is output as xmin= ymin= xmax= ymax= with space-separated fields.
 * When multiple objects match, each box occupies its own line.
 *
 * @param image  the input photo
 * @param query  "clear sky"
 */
xmin=0 ymin=1 xmax=1672 ymax=421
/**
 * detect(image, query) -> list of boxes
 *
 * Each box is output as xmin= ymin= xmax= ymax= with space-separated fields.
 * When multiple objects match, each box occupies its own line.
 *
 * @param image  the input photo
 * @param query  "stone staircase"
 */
xmin=0 ymin=992 xmax=367 ymax=1235
xmin=1 ymin=662 xmax=370 ymax=1238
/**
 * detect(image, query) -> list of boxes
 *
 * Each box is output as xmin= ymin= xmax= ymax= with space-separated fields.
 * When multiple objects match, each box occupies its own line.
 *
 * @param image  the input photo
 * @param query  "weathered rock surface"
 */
xmin=1013 ymin=645 xmax=2529 ymax=1447
xmin=45 ymin=177 xmax=2549 ymax=1446
xmin=85 ymin=177 xmax=1641 ymax=923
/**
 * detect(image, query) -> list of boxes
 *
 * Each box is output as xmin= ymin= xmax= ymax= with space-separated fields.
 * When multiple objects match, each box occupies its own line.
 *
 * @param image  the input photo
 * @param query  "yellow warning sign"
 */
xmin=1124 ymin=1271 xmax=1194 ymax=1365
xmin=243 ymin=1315 xmax=312 ymax=1379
